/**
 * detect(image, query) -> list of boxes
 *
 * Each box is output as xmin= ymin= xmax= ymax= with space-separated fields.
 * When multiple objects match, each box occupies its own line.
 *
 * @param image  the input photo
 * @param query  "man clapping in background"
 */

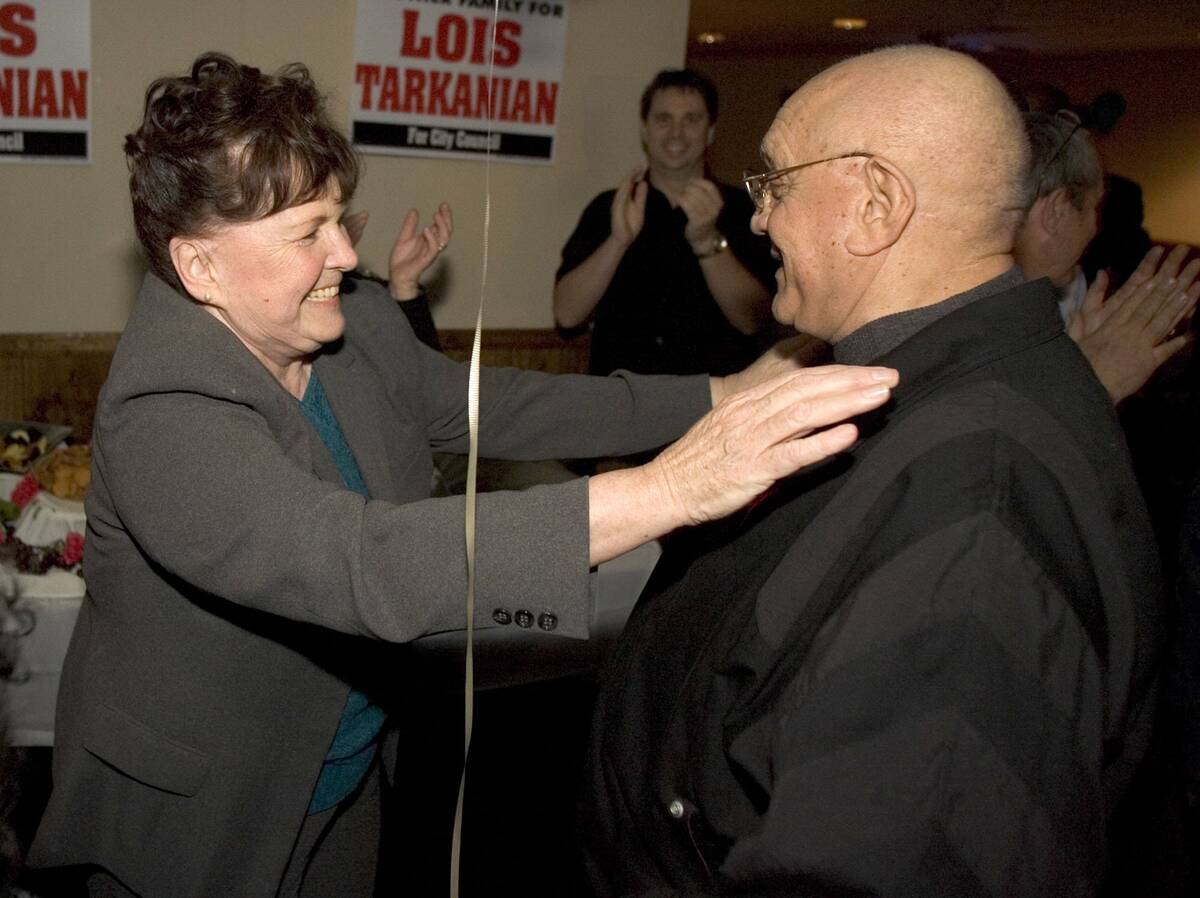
xmin=554 ymin=69 xmax=777 ymax=378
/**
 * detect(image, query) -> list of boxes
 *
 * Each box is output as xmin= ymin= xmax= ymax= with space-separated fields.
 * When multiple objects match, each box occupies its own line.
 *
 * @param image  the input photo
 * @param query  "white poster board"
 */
xmin=351 ymin=0 xmax=568 ymax=164
xmin=0 ymin=0 xmax=90 ymax=163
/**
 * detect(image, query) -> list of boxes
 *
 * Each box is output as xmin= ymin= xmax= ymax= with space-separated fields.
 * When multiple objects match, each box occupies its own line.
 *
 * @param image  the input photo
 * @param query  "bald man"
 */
xmin=581 ymin=47 xmax=1163 ymax=897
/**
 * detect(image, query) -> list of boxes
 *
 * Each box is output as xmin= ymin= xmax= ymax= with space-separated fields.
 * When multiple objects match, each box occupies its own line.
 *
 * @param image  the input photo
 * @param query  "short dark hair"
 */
xmin=124 ymin=52 xmax=360 ymax=294
xmin=639 ymin=69 xmax=718 ymax=123
xmin=1023 ymin=111 xmax=1102 ymax=210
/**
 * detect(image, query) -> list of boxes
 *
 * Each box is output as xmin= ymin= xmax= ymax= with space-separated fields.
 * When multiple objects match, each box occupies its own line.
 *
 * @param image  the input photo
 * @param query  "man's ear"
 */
xmin=706 ymin=124 xmax=716 ymax=147
xmin=844 ymin=156 xmax=915 ymax=257
xmin=1039 ymin=187 xmax=1075 ymax=237
xmin=169 ymin=236 xmax=219 ymax=305
xmin=1023 ymin=194 xmax=1051 ymax=238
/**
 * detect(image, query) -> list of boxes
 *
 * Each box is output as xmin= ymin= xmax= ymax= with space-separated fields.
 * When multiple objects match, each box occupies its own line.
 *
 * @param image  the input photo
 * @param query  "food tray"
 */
xmin=0 ymin=421 xmax=73 ymax=473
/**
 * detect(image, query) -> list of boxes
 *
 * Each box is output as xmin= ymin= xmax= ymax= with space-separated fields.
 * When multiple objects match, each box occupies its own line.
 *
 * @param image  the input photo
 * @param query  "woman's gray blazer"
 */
xmin=29 ymin=274 xmax=710 ymax=896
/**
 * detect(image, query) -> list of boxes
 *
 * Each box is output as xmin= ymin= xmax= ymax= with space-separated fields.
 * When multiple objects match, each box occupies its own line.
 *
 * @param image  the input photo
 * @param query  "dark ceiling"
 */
xmin=687 ymin=0 xmax=1200 ymax=57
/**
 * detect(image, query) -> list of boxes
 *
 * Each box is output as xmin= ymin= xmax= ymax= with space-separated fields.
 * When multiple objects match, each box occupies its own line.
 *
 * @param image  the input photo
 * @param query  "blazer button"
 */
xmin=492 ymin=609 xmax=512 ymax=625
xmin=514 ymin=609 xmax=534 ymax=628
xmin=537 ymin=612 xmax=557 ymax=632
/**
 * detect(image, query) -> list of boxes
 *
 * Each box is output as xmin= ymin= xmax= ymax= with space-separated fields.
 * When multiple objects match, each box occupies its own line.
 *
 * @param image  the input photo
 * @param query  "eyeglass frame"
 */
xmin=742 ymin=152 xmax=875 ymax=212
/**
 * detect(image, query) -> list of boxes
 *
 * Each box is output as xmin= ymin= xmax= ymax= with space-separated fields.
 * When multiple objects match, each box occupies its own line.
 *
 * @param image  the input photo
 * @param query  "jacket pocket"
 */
xmin=81 ymin=702 xmax=211 ymax=797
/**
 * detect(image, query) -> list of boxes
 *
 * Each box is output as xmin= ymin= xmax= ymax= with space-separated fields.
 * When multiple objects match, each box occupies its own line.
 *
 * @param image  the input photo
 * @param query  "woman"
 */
xmin=27 ymin=54 xmax=896 ymax=897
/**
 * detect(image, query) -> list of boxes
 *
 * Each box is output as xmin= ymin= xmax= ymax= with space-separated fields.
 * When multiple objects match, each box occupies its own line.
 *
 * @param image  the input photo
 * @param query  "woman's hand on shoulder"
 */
xmin=588 ymin=363 xmax=898 ymax=565
xmin=657 ymin=364 xmax=897 ymax=526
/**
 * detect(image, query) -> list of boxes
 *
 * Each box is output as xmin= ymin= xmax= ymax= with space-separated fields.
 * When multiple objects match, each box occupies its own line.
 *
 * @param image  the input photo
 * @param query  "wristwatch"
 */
xmin=695 ymin=234 xmax=729 ymax=260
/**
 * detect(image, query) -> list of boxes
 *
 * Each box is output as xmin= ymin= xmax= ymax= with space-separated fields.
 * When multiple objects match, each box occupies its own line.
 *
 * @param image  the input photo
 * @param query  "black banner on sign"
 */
xmin=353 ymin=121 xmax=553 ymax=160
xmin=0 ymin=129 xmax=87 ymax=159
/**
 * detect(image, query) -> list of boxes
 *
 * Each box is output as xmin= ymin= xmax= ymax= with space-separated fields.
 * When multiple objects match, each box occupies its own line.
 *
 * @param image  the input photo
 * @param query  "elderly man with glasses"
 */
xmin=580 ymin=45 xmax=1165 ymax=898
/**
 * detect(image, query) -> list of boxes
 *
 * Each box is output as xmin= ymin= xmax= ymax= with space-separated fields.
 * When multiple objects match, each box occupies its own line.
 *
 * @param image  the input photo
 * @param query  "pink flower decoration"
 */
xmin=11 ymin=474 xmax=40 ymax=509
xmin=60 ymin=531 xmax=85 ymax=567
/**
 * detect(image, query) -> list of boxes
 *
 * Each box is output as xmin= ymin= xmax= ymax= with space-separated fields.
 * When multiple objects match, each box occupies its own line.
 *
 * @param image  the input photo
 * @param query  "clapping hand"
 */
xmin=1069 ymin=245 xmax=1200 ymax=403
xmin=387 ymin=203 xmax=454 ymax=300
xmin=610 ymin=168 xmax=648 ymax=249
xmin=679 ymin=178 xmax=723 ymax=252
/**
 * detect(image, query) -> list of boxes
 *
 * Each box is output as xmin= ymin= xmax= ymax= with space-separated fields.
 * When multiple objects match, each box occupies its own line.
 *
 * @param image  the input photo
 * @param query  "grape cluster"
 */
xmin=13 ymin=540 xmax=55 ymax=575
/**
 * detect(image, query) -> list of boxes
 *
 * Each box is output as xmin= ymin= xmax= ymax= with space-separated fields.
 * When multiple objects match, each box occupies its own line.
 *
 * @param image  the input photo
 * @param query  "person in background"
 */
xmin=581 ymin=45 xmax=1163 ymax=896
xmin=554 ymin=69 xmax=777 ymax=377
xmin=1012 ymin=86 xmax=1165 ymax=322
xmin=1013 ymin=109 xmax=1104 ymax=321
xmin=26 ymin=53 xmax=897 ymax=898
xmin=1013 ymin=110 xmax=1198 ymax=403
xmin=1014 ymin=81 xmax=1200 ymax=898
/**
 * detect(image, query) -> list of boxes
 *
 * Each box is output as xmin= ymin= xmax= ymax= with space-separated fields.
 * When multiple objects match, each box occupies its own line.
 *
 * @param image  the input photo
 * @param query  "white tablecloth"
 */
xmin=3 ymin=467 xmax=87 ymax=747
xmin=3 ymin=581 xmax=84 ymax=746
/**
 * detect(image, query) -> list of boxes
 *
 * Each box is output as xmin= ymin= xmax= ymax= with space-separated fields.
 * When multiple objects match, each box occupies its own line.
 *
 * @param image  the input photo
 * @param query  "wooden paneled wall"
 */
xmin=438 ymin=328 xmax=590 ymax=373
xmin=0 ymin=333 xmax=122 ymax=443
xmin=0 ymin=329 xmax=590 ymax=443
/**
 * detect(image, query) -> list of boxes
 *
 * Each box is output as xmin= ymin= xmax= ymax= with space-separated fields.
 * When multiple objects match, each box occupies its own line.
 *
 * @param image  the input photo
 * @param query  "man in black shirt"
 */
xmin=581 ymin=45 xmax=1164 ymax=897
xmin=553 ymin=70 xmax=776 ymax=377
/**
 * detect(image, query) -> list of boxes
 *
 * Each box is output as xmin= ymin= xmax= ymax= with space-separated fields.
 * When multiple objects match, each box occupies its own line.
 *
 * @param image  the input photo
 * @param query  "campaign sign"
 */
xmin=0 ymin=0 xmax=90 ymax=163
xmin=352 ymin=0 xmax=568 ymax=164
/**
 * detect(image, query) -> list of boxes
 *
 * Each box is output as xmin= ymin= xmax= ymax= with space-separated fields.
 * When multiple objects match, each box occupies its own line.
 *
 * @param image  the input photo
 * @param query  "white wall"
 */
xmin=0 ymin=0 xmax=690 ymax=332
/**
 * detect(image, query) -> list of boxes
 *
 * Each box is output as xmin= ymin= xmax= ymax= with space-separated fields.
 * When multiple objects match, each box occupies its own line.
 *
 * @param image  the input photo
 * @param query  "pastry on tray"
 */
xmin=32 ymin=445 xmax=92 ymax=501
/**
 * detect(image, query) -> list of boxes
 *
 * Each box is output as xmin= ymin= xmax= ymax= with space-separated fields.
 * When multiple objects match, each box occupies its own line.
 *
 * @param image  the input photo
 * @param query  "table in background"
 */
xmin=2 ymin=569 xmax=84 ymax=747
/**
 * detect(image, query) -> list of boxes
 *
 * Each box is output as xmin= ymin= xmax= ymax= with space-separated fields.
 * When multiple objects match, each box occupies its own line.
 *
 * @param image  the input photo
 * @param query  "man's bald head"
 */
xmin=754 ymin=46 xmax=1029 ymax=340
xmin=775 ymin=45 xmax=1027 ymax=244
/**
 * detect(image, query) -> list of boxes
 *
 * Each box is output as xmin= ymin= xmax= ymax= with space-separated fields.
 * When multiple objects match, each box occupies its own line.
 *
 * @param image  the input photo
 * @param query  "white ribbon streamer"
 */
xmin=449 ymin=2 xmax=500 ymax=894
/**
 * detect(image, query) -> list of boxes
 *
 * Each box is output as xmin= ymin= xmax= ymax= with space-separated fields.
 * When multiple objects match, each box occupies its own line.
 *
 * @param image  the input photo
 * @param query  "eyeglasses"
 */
xmin=742 ymin=153 xmax=874 ymax=212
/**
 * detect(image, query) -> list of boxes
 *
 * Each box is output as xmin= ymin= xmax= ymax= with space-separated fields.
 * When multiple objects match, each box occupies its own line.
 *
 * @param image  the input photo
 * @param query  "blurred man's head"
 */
xmin=749 ymin=46 xmax=1027 ymax=342
xmin=1013 ymin=111 xmax=1104 ymax=288
xmin=639 ymin=69 xmax=718 ymax=180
